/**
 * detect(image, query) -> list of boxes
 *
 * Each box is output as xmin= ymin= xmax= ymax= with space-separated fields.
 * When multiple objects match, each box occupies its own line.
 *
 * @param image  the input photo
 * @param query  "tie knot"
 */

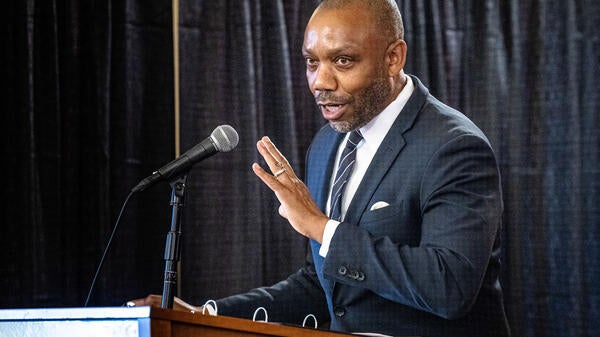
xmin=347 ymin=130 xmax=363 ymax=148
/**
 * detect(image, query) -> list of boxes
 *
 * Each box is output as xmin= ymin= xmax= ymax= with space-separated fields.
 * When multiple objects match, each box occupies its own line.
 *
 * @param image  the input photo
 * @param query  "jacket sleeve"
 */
xmin=215 ymin=248 xmax=330 ymax=325
xmin=322 ymin=133 xmax=503 ymax=319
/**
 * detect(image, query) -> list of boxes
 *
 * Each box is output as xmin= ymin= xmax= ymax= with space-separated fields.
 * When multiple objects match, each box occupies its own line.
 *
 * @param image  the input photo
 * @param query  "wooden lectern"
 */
xmin=0 ymin=306 xmax=356 ymax=337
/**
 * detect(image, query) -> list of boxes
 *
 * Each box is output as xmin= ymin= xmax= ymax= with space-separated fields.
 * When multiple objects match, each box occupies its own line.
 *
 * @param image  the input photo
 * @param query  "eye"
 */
xmin=304 ymin=56 xmax=318 ymax=71
xmin=335 ymin=56 xmax=353 ymax=68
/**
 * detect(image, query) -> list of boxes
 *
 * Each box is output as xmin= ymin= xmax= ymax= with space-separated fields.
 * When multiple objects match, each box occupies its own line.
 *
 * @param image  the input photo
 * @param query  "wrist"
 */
xmin=309 ymin=215 xmax=329 ymax=243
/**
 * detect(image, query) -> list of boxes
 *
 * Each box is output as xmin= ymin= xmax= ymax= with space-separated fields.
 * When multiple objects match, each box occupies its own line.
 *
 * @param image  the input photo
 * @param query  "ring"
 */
xmin=274 ymin=168 xmax=286 ymax=177
xmin=275 ymin=161 xmax=285 ymax=168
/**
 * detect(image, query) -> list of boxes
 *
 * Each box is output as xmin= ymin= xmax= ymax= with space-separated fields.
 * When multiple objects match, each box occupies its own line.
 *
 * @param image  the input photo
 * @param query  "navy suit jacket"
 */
xmin=217 ymin=76 xmax=510 ymax=337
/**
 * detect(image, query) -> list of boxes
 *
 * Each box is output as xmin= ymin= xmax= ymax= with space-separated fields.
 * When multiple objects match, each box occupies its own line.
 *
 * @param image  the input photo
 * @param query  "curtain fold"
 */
xmin=2 ymin=1 xmax=599 ymax=336
xmin=1 ymin=0 xmax=175 ymax=306
xmin=177 ymin=0 xmax=311 ymax=301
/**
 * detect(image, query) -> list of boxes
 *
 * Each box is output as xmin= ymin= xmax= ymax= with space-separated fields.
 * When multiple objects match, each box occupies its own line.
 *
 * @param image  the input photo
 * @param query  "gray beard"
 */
xmin=328 ymin=77 xmax=391 ymax=133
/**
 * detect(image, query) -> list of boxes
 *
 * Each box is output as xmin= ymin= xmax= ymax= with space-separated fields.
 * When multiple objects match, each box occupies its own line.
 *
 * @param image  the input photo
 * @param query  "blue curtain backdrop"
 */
xmin=1 ymin=1 xmax=598 ymax=336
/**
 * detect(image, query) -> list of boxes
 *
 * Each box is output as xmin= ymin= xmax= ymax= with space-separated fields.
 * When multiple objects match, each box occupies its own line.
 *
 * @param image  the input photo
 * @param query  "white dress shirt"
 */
xmin=319 ymin=76 xmax=415 ymax=257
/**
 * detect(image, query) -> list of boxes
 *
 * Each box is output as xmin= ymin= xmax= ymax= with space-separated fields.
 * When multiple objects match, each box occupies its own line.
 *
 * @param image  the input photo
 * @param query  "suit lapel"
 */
xmin=307 ymin=126 xmax=345 ymax=211
xmin=344 ymin=75 xmax=429 ymax=224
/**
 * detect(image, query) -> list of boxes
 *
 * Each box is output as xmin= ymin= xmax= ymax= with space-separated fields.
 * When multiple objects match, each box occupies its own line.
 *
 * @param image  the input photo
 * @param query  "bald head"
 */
xmin=315 ymin=0 xmax=404 ymax=43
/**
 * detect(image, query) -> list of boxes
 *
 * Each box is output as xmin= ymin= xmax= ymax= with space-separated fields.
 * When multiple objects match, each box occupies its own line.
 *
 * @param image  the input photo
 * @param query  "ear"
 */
xmin=386 ymin=39 xmax=407 ymax=77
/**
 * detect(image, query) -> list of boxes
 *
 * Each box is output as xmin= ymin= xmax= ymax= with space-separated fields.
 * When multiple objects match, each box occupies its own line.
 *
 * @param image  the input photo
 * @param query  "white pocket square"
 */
xmin=370 ymin=201 xmax=390 ymax=211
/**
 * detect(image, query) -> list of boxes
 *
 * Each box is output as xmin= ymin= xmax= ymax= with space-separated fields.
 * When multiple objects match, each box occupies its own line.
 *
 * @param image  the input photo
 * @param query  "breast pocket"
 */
xmin=358 ymin=201 xmax=417 ymax=244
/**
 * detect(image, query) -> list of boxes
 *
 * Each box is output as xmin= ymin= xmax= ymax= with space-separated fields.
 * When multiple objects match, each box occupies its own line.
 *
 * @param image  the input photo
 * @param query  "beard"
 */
xmin=325 ymin=76 xmax=392 ymax=133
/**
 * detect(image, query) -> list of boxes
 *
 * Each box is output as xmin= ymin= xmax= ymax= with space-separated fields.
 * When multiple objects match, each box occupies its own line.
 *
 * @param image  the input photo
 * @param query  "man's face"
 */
xmin=302 ymin=6 xmax=393 ymax=132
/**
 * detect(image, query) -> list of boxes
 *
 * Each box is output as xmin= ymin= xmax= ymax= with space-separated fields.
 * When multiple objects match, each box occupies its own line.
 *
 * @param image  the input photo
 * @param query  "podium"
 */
xmin=0 ymin=306 xmax=354 ymax=337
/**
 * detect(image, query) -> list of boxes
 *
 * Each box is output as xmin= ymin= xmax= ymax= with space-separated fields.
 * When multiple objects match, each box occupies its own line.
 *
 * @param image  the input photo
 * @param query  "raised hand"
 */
xmin=252 ymin=136 xmax=329 ymax=243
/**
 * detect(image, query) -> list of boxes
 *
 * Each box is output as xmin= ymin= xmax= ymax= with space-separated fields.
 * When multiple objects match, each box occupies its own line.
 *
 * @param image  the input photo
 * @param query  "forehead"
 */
xmin=303 ymin=7 xmax=380 ymax=54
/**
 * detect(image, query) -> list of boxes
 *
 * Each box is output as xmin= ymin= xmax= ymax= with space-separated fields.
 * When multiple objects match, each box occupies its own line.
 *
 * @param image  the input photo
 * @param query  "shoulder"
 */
xmin=410 ymin=76 xmax=489 ymax=145
xmin=405 ymin=82 xmax=492 ymax=153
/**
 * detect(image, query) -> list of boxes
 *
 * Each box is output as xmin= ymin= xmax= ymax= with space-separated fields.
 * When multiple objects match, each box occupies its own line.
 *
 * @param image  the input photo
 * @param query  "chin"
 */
xmin=328 ymin=120 xmax=356 ymax=133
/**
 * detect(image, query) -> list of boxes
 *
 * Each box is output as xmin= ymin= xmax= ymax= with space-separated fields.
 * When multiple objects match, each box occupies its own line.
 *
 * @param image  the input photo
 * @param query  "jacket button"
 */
xmin=334 ymin=306 xmax=345 ymax=317
xmin=357 ymin=272 xmax=365 ymax=281
xmin=337 ymin=266 xmax=347 ymax=276
xmin=349 ymin=270 xmax=359 ymax=279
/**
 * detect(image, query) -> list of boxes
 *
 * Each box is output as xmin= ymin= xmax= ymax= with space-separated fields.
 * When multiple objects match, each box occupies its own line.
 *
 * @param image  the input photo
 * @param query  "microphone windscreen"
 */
xmin=211 ymin=125 xmax=239 ymax=152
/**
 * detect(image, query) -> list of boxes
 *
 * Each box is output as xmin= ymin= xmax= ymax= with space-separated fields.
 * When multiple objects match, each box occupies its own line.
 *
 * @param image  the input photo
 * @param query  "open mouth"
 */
xmin=319 ymin=103 xmax=347 ymax=120
xmin=320 ymin=103 xmax=344 ymax=110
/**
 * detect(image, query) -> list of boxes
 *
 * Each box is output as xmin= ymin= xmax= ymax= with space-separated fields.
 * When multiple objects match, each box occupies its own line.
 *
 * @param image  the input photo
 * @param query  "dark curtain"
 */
xmin=2 ymin=1 xmax=599 ymax=336
xmin=176 ymin=1 xmax=320 ymax=300
xmin=1 ymin=0 xmax=174 ymax=306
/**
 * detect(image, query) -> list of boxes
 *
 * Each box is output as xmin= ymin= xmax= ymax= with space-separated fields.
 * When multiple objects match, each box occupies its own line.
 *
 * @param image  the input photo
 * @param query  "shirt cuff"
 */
xmin=319 ymin=219 xmax=341 ymax=257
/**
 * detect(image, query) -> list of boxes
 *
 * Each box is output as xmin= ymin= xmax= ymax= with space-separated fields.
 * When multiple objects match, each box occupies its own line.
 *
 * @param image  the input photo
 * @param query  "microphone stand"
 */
xmin=161 ymin=175 xmax=187 ymax=309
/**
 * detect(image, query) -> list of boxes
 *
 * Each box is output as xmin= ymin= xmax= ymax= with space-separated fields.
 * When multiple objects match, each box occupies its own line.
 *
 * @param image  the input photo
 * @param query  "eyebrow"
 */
xmin=302 ymin=45 xmax=360 ymax=57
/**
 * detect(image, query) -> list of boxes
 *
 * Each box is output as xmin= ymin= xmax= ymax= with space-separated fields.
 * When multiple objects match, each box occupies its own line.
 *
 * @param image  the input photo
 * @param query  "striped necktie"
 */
xmin=329 ymin=130 xmax=363 ymax=221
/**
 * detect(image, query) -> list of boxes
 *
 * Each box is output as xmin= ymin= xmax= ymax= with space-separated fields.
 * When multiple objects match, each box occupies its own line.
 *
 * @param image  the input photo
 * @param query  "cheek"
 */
xmin=306 ymin=70 xmax=316 ymax=92
xmin=338 ymin=73 xmax=369 ymax=97
xmin=343 ymin=63 xmax=386 ymax=95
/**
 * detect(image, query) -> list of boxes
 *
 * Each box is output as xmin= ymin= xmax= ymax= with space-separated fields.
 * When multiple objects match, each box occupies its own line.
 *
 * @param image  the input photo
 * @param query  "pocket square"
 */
xmin=370 ymin=201 xmax=390 ymax=211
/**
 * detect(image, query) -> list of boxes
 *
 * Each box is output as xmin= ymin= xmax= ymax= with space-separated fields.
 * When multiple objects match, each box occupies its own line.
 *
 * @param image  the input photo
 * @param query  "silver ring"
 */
xmin=274 ymin=168 xmax=286 ymax=177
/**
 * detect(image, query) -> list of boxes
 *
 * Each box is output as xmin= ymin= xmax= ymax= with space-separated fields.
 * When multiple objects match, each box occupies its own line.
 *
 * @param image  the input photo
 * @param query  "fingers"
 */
xmin=252 ymin=162 xmax=282 ymax=193
xmin=127 ymin=294 xmax=162 ymax=307
xmin=256 ymin=137 xmax=295 ymax=180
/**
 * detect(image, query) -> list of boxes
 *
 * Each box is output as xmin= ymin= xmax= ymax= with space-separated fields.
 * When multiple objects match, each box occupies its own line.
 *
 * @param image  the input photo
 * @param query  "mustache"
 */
xmin=314 ymin=92 xmax=352 ymax=105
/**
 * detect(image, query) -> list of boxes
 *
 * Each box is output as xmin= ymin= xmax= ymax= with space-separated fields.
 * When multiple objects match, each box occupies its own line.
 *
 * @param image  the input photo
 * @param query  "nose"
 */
xmin=308 ymin=64 xmax=337 ymax=93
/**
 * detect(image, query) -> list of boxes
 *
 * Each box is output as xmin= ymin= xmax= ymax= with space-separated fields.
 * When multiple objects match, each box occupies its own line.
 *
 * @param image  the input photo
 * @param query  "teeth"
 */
xmin=324 ymin=105 xmax=342 ymax=112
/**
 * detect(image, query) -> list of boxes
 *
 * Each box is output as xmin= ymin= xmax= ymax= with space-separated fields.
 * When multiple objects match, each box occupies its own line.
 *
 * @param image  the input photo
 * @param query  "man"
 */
xmin=135 ymin=1 xmax=510 ymax=336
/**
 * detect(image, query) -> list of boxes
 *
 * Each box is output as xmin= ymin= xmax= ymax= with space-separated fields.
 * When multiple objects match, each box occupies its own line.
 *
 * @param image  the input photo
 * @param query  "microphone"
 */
xmin=132 ymin=125 xmax=239 ymax=193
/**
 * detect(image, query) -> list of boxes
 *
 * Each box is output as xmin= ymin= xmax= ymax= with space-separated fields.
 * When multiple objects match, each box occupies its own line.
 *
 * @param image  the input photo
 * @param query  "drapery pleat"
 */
xmin=177 ymin=0 xmax=309 ymax=300
xmin=1 ymin=0 xmax=175 ymax=306
xmin=2 ymin=1 xmax=599 ymax=336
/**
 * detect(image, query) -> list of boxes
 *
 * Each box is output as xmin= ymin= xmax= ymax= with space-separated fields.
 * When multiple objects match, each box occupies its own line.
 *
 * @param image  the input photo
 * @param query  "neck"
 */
xmin=383 ymin=71 xmax=407 ymax=107
xmin=394 ymin=71 xmax=408 ymax=95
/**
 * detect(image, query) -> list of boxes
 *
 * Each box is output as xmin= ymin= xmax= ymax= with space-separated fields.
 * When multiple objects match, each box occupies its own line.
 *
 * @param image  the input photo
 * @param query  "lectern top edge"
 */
xmin=0 ymin=306 xmax=152 ymax=320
